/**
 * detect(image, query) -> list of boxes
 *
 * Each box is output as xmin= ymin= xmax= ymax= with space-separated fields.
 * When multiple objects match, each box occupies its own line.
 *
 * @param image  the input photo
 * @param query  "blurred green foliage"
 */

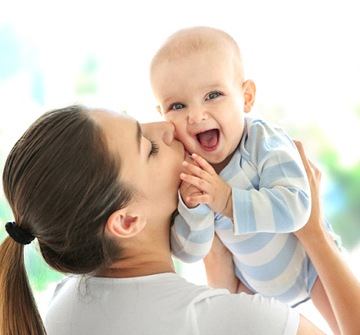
xmin=320 ymin=150 xmax=360 ymax=250
xmin=75 ymin=55 xmax=99 ymax=96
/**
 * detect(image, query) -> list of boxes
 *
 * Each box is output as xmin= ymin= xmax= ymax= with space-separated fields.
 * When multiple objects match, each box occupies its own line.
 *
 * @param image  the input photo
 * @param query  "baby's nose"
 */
xmin=188 ymin=107 xmax=206 ymax=124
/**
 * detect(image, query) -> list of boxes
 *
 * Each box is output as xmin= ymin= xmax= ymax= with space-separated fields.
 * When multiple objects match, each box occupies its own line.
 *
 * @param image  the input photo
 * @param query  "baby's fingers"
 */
xmin=181 ymin=154 xmax=215 ymax=181
xmin=186 ymin=193 xmax=210 ymax=206
xmin=182 ymin=161 xmax=209 ymax=181
xmin=191 ymin=153 xmax=216 ymax=175
xmin=180 ymin=173 xmax=209 ymax=193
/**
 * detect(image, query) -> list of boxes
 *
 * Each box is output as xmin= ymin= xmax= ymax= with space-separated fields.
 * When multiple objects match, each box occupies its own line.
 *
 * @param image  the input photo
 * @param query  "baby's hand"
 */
xmin=180 ymin=154 xmax=233 ymax=219
xmin=179 ymin=156 xmax=203 ymax=208
xmin=179 ymin=180 xmax=203 ymax=208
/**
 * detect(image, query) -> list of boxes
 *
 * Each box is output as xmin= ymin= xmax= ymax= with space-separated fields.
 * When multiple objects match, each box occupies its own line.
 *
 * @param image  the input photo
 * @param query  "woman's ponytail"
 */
xmin=0 ymin=236 xmax=46 ymax=335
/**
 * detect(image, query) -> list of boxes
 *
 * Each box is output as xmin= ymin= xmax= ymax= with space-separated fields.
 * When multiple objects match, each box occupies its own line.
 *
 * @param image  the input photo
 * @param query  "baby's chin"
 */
xmin=194 ymin=149 xmax=225 ymax=164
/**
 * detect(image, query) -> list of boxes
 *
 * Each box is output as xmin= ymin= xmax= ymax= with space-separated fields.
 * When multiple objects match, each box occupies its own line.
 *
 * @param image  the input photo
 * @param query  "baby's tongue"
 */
xmin=197 ymin=129 xmax=218 ymax=148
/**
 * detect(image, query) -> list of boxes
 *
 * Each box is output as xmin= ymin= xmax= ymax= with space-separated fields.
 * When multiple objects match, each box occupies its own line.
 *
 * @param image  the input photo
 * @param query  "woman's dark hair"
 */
xmin=0 ymin=105 xmax=132 ymax=334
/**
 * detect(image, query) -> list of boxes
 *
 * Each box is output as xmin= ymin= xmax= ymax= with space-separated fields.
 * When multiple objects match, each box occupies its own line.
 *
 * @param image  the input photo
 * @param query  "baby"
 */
xmin=150 ymin=26 xmax=340 ymax=334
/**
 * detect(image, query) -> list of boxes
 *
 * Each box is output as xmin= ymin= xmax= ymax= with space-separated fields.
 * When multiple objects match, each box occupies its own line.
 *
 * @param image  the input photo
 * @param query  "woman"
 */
xmin=0 ymin=105 xmax=358 ymax=334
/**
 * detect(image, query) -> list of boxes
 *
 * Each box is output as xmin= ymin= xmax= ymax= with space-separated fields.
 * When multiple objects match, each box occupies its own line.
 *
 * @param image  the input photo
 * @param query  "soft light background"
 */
xmin=1 ymin=0 xmax=359 ymax=333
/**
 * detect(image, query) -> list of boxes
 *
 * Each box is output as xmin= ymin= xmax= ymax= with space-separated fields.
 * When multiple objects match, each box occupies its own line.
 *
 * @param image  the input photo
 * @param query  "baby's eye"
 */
xmin=149 ymin=140 xmax=159 ymax=157
xmin=170 ymin=103 xmax=185 ymax=111
xmin=206 ymin=91 xmax=221 ymax=100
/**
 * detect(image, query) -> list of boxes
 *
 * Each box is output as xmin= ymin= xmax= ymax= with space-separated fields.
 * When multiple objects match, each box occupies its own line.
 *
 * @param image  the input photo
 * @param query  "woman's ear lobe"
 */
xmin=106 ymin=209 xmax=146 ymax=238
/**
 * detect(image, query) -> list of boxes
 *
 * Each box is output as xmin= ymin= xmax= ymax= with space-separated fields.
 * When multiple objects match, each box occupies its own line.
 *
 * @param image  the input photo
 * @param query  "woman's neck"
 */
xmin=96 ymin=253 xmax=175 ymax=278
xmin=97 ymin=219 xmax=176 ymax=278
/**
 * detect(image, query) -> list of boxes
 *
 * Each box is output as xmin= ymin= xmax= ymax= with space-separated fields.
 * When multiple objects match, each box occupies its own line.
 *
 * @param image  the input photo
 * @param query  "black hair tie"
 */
xmin=5 ymin=221 xmax=35 ymax=245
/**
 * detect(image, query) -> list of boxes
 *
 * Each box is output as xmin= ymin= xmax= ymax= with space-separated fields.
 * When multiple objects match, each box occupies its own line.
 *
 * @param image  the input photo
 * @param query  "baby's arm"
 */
xmin=170 ymin=192 xmax=215 ymax=263
xmin=178 ymin=160 xmax=247 ymax=292
xmin=231 ymin=121 xmax=312 ymax=234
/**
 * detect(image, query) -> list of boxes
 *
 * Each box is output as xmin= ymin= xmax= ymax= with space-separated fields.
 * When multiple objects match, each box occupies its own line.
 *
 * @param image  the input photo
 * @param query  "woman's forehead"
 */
xmin=89 ymin=109 xmax=138 ymax=149
xmin=91 ymin=108 xmax=133 ymax=121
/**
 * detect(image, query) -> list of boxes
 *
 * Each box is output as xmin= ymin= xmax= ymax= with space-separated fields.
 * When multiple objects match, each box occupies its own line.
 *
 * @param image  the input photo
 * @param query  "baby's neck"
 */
xmin=212 ymin=153 xmax=234 ymax=174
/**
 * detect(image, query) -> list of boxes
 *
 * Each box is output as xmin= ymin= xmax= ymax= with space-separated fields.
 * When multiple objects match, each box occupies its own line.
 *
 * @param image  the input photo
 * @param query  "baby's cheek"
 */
xmin=173 ymin=130 xmax=188 ymax=144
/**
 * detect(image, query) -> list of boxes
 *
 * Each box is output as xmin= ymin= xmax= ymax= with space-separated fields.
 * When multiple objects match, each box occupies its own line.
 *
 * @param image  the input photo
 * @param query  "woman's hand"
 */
xmin=293 ymin=139 xmax=360 ymax=335
xmin=292 ymin=140 xmax=327 ymax=242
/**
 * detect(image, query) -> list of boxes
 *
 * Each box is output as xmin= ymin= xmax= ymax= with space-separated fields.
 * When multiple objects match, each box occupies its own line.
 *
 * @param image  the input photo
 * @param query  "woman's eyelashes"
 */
xmin=149 ymin=140 xmax=159 ymax=157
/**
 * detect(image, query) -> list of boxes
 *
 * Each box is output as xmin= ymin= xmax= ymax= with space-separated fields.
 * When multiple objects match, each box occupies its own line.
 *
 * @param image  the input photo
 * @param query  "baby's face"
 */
xmin=151 ymin=49 xmax=255 ymax=172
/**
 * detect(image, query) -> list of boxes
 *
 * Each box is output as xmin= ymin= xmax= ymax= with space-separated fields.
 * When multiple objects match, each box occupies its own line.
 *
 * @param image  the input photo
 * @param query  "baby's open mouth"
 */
xmin=196 ymin=129 xmax=219 ymax=150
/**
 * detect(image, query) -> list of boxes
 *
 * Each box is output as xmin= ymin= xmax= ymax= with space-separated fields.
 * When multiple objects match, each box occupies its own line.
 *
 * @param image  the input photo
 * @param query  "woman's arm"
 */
xmin=294 ymin=140 xmax=360 ymax=335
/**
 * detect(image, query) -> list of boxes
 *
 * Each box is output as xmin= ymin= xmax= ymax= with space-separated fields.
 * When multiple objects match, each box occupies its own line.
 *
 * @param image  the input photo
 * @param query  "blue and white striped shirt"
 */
xmin=171 ymin=117 xmax=320 ymax=306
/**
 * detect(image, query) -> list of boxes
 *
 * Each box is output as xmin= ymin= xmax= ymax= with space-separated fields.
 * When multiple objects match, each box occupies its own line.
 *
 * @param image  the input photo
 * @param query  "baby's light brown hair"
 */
xmin=150 ymin=26 xmax=245 ymax=84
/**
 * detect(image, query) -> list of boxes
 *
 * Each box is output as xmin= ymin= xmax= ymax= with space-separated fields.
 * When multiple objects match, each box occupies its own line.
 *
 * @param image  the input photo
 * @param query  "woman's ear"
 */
xmin=105 ymin=208 xmax=146 ymax=239
xmin=242 ymin=80 xmax=256 ymax=113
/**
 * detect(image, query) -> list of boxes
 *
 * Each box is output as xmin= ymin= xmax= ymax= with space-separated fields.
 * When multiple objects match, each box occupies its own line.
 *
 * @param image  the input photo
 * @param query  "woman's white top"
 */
xmin=45 ymin=272 xmax=299 ymax=335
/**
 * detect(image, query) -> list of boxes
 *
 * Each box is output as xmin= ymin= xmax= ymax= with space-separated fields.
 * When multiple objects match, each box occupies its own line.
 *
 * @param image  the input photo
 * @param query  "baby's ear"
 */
xmin=242 ymin=80 xmax=256 ymax=113
xmin=105 ymin=208 xmax=146 ymax=239
xmin=156 ymin=105 xmax=163 ymax=116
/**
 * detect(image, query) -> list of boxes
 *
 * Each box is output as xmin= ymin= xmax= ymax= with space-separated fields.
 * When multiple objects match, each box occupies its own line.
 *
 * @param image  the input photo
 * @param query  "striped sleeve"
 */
xmin=233 ymin=119 xmax=311 ymax=234
xmin=170 ymin=192 xmax=215 ymax=262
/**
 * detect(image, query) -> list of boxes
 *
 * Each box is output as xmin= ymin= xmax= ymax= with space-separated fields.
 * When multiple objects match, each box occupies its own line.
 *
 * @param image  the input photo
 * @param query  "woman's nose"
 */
xmin=159 ymin=121 xmax=175 ymax=145
xmin=141 ymin=121 xmax=174 ymax=145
